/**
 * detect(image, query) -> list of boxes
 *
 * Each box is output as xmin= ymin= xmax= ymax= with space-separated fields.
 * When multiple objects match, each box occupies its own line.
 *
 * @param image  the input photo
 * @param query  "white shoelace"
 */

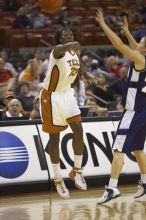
xmin=57 ymin=182 xmax=67 ymax=193
xmin=75 ymin=173 xmax=85 ymax=183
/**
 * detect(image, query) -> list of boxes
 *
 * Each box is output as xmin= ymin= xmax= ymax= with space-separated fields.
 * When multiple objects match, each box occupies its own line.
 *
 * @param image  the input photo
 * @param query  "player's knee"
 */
xmin=69 ymin=122 xmax=83 ymax=137
xmin=51 ymin=137 xmax=60 ymax=145
xmin=113 ymin=151 xmax=124 ymax=163
xmin=73 ymin=123 xmax=83 ymax=135
xmin=133 ymin=150 xmax=143 ymax=157
xmin=48 ymin=134 xmax=60 ymax=146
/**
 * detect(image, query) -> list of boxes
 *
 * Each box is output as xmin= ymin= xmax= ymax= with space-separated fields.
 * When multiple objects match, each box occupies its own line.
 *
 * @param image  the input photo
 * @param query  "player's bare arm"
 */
xmin=53 ymin=42 xmax=80 ymax=59
xmin=95 ymin=8 xmax=145 ymax=70
xmin=121 ymin=16 xmax=138 ymax=50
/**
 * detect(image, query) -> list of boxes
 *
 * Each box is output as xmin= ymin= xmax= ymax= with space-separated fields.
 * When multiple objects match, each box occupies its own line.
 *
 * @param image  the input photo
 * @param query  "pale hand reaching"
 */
xmin=95 ymin=8 xmax=105 ymax=27
xmin=121 ymin=16 xmax=129 ymax=35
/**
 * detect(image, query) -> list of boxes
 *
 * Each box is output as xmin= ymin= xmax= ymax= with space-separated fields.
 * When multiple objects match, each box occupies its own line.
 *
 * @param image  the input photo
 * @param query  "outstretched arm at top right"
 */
xmin=95 ymin=8 xmax=145 ymax=70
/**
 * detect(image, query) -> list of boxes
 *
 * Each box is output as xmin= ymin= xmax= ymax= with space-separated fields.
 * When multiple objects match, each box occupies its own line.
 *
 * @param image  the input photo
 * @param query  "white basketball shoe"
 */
xmin=54 ymin=178 xmax=70 ymax=199
xmin=134 ymin=180 xmax=146 ymax=199
xmin=69 ymin=167 xmax=87 ymax=190
xmin=97 ymin=186 xmax=121 ymax=204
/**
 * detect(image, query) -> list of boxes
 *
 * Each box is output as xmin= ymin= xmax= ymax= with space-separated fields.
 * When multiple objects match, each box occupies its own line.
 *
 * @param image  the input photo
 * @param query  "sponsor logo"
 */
xmin=0 ymin=132 xmax=29 ymax=179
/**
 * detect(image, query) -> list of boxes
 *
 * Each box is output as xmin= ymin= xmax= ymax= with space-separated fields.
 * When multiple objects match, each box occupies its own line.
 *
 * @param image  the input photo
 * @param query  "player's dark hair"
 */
xmin=54 ymin=26 xmax=71 ymax=44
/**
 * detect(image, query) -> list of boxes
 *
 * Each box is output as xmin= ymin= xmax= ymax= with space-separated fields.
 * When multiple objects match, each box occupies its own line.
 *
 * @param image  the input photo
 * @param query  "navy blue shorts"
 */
xmin=112 ymin=110 xmax=146 ymax=153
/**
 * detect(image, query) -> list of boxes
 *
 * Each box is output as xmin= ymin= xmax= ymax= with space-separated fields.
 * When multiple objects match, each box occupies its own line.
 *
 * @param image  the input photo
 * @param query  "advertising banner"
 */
xmin=0 ymin=119 xmax=145 ymax=185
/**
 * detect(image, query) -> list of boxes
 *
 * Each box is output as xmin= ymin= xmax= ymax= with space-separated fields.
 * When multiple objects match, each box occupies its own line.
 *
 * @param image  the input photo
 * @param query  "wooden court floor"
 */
xmin=0 ymin=184 xmax=146 ymax=220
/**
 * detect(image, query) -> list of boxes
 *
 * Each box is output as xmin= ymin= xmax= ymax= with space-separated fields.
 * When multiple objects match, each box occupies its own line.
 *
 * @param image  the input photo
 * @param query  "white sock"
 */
xmin=52 ymin=163 xmax=62 ymax=179
xmin=74 ymin=155 xmax=83 ymax=169
xmin=141 ymin=174 xmax=146 ymax=183
xmin=108 ymin=178 xmax=118 ymax=188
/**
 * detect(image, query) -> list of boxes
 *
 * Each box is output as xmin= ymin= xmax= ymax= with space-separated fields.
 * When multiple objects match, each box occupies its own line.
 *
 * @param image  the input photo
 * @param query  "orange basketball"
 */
xmin=39 ymin=0 xmax=64 ymax=13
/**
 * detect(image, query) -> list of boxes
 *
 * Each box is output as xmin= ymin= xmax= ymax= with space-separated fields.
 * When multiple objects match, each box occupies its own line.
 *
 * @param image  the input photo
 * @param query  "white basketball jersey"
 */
xmin=43 ymin=50 xmax=80 ymax=92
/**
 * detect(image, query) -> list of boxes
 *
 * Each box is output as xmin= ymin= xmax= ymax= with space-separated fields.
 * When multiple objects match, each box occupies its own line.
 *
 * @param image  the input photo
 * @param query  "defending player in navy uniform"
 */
xmin=95 ymin=9 xmax=146 ymax=204
xmin=39 ymin=26 xmax=87 ymax=199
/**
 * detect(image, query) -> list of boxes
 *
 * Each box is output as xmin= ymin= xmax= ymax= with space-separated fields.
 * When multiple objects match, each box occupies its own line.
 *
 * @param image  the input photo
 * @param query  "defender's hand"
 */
xmin=121 ymin=16 xmax=129 ymax=34
xmin=95 ymin=8 xmax=105 ymax=26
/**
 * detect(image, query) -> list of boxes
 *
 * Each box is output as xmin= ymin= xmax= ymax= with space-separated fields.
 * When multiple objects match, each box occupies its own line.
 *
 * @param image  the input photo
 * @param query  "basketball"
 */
xmin=39 ymin=0 xmax=64 ymax=13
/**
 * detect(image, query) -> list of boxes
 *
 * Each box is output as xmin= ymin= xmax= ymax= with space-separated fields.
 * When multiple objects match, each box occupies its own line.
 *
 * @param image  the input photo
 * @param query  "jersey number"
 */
xmin=69 ymin=67 xmax=79 ymax=77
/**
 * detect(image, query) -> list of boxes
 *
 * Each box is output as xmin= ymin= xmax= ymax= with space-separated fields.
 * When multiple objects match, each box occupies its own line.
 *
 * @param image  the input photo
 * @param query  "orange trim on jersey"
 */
xmin=47 ymin=65 xmax=59 ymax=92
xmin=67 ymin=115 xmax=81 ymax=124
xmin=41 ymin=89 xmax=68 ymax=134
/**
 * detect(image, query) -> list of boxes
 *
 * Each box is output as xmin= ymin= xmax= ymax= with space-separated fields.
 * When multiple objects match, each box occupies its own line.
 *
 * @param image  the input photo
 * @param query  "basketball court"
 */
xmin=0 ymin=184 xmax=146 ymax=220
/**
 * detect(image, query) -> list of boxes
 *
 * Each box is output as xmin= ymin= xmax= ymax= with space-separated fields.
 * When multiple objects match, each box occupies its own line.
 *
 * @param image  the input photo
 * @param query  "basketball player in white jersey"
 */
xmin=95 ymin=8 xmax=146 ymax=204
xmin=39 ymin=27 xmax=87 ymax=199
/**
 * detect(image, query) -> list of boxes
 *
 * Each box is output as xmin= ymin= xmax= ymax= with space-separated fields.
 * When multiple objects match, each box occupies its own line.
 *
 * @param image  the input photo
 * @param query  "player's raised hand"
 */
xmin=121 ymin=16 xmax=129 ymax=34
xmin=70 ymin=41 xmax=80 ymax=55
xmin=95 ymin=8 xmax=105 ymax=26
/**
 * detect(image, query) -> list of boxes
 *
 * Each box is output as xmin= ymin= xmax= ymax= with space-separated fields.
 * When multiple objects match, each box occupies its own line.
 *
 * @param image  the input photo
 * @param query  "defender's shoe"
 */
xmin=54 ymin=178 xmax=70 ymax=199
xmin=97 ymin=186 xmax=121 ymax=204
xmin=134 ymin=180 xmax=146 ymax=199
xmin=69 ymin=167 xmax=87 ymax=190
